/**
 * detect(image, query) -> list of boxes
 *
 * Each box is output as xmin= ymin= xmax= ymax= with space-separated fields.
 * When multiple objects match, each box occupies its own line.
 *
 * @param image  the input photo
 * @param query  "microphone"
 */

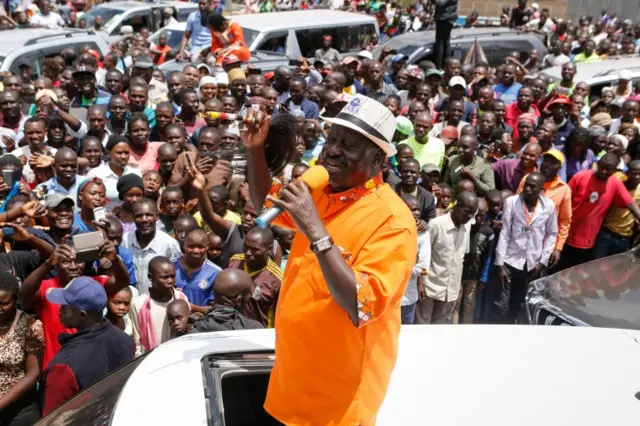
xmin=256 ymin=166 xmax=330 ymax=228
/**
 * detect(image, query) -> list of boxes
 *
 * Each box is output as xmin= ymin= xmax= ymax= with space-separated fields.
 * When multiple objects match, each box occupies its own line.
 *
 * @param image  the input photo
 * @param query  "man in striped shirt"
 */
xmin=228 ymin=227 xmax=283 ymax=327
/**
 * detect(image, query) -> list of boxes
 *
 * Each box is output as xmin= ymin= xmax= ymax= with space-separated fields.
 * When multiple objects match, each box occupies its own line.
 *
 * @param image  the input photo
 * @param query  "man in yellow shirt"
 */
xmin=399 ymin=111 xmax=445 ymax=168
xmin=593 ymin=160 xmax=640 ymax=259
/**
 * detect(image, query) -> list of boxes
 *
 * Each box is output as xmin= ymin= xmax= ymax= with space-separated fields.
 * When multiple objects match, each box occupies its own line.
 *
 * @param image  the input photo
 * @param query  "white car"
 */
xmin=539 ymin=56 xmax=640 ymax=98
xmin=37 ymin=326 xmax=640 ymax=425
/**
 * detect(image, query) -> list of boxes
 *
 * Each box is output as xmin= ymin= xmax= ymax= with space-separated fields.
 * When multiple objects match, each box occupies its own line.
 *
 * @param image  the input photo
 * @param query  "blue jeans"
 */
xmin=401 ymin=303 xmax=417 ymax=324
xmin=593 ymin=228 xmax=631 ymax=260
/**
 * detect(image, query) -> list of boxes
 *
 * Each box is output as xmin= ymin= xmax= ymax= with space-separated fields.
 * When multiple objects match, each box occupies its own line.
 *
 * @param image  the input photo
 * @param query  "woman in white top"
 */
xmin=86 ymin=135 xmax=141 ymax=210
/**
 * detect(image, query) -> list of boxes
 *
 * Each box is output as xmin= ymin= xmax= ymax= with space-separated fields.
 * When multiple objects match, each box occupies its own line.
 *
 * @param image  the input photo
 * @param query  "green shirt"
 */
xmin=399 ymin=136 xmax=446 ymax=169
xmin=573 ymin=53 xmax=601 ymax=63
xmin=443 ymin=155 xmax=495 ymax=197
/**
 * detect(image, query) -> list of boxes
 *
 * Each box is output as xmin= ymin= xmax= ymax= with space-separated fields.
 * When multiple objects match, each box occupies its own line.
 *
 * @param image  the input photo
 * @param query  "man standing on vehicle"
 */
xmin=434 ymin=0 xmax=458 ymax=69
xmin=241 ymin=95 xmax=417 ymax=425
xmin=176 ymin=0 xmax=213 ymax=63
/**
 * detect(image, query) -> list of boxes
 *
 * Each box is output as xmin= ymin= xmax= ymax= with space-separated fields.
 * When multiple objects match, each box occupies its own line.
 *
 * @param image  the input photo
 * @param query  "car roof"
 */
xmin=0 ymin=28 xmax=97 ymax=57
xmin=540 ymin=57 xmax=640 ymax=84
xmin=111 ymin=326 xmax=640 ymax=425
xmin=231 ymin=10 xmax=376 ymax=32
xmin=378 ymin=26 xmax=521 ymax=49
xmin=94 ymin=0 xmax=195 ymax=11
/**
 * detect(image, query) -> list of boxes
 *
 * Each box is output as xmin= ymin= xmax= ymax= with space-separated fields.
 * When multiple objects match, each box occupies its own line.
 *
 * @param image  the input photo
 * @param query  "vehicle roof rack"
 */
xmin=24 ymin=30 xmax=97 ymax=47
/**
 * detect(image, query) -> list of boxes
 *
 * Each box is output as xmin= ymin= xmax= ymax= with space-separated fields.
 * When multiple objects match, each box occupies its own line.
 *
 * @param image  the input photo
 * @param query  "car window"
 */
xmin=176 ymin=8 xmax=196 ymax=21
xmin=115 ymin=10 xmax=151 ymax=35
xmin=150 ymin=29 xmax=186 ymax=52
xmin=489 ymin=38 xmax=536 ymax=66
xmin=81 ymin=7 xmax=123 ymax=29
xmin=296 ymin=23 xmax=375 ymax=58
xmin=590 ymin=81 xmax=614 ymax=98
xmin=37 ymin=353 xmax=149 ymax=426
xmin=255 ymin=31 xmax=288 ymax=54
xmin=9 ymin=50 xmax=42 ymax=78
xmin=450 ymin=41 xmax=473 ymax=62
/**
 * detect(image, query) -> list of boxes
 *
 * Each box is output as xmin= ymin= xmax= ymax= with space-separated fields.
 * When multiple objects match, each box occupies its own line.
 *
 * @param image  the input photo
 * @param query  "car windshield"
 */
xmin=0 ymin=56 xmax=4 ymax=68
xmin=372 ymin=41 xmax=419 ymax=59
xmin=81 ymin=7 xmax=123 ymax=30
xmin=37 ymin=352 xmax=149 ymax=425
xmin=243 ymin=28 xmax=260 ymax=49
xmin=150 ymin=28 xmax=185 ymax=51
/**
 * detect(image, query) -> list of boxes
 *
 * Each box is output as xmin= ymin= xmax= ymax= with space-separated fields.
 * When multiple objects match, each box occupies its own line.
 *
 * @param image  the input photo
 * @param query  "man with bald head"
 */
xmin=191 ymin=269 xmax=264 ymax=332
xmin=444 ymin=134 xmax=495 ymax=197
xmin=496 ymin=172 xmax=558 ymax=322
xmin=363 ymin=61 xmax=397 ymax=104
xmin=36 ymin=147 xmax=86 ymax=205
xmin=492 ymin=142 xmax=542 ymax=192
xmin=416 ymin=191 xmax=479 ymax=324
xmin=399 ymin=111 xmax=445 ymax=168
xmin=228 ymin=227 xmax=283 ymax=327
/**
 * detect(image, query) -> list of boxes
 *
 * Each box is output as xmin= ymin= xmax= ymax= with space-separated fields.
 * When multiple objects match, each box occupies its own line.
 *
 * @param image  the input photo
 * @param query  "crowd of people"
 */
xmin=1 ymin=0 xmax=640 ymax=422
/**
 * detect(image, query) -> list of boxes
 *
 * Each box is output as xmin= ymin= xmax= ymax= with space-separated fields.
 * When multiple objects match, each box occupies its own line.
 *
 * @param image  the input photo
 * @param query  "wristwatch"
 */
xmin=310 ymin=236 xmax=334 ymax=254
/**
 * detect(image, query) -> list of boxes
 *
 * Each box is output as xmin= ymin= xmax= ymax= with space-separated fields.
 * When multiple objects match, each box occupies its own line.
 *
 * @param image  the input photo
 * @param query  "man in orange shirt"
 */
xmin=516 ymin=149 xmax=572 ymax=268
xmin=203 ymin=12 xmax=250 ymax=65
xmin=243 ymin=95 xmax=417 ymax=425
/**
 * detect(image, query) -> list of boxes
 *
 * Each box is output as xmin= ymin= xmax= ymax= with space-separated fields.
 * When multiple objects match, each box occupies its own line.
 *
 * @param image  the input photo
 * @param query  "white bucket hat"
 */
xmin=322 ymin=94 xmax=397 ymax=157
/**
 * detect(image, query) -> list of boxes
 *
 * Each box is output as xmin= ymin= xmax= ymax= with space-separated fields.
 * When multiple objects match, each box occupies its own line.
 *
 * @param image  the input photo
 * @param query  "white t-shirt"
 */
xmin=30 ymin=12 xmax=65 ymax=29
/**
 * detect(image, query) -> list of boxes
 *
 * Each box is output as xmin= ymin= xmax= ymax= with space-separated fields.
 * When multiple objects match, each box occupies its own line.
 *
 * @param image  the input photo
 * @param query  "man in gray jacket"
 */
xmin=434 ymin=0 xmax=458 ymax=68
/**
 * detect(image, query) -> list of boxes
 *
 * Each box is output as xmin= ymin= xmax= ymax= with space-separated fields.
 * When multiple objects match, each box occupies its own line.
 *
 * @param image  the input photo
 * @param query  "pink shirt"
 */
xmin=129 ymin=142 xmax=163 ymax=174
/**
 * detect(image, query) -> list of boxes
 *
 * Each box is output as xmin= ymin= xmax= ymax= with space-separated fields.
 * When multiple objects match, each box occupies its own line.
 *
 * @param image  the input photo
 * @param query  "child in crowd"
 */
xmin=207 ymin=232 xmax=224 ymax=266
xmin=436 ymin=183 xmax=453 ymax=216
xmin=106 ymin=286 xmax=142 ymax=356
xmin=158 ymin=186 xmax=185 ymax=237
xmin=489 ymin=132 xmax=517 ymax=162
xmin=399 ymin=194 xmax=431 ymax=325
xmin=130 ymin=256 xmax=190 ymax=353
xmin=142 ymin=170 xmax=164 ymax=203
xmin=454 ymin=198 xmax=494 ymax=324
xmin=167 ymin=299 xmax=193 ymax=338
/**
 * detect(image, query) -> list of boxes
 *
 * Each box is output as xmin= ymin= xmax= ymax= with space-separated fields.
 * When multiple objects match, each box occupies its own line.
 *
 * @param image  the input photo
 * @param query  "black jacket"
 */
xmin=41 ymin=320 xmax=134 ymax=415
xmin=395 ymin=183 xmax=437 ymax=221
xmin=192 ymin=306 xmax=264 ymax=332
xmin=435 ymin=0 xmax=458 ymax=22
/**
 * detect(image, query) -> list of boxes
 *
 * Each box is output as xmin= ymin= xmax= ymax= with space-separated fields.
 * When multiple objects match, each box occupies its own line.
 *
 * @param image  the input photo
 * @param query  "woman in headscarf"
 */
xmin=514 ymin=113 xmax=537 ymax=151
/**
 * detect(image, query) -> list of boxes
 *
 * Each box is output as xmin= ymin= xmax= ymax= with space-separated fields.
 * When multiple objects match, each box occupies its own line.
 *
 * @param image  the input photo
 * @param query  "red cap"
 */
xmin=440 ymin=126 xmax=459 ymax=144
xmin=264 ymin=71 xmax=275 ymax=81
xmin=545 ymin=95 xmax=571 ymax=112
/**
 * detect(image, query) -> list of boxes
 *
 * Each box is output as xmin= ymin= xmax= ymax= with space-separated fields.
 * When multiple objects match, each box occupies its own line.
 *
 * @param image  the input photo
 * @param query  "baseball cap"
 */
xmin=449 ymin=76 xmax=467 ymax=88
xmin=406 ymin=65 xmax=425 ymax=80
xmin=45 ymin=194 xmax=75 ymax=209
xmin=133 ymin=54 xmax=154 ymax=69
xmin=72 ymin=65 xmax=96 ymax=77
xmin=543 ymin=149 xmax=566 ymax=164
xmin=421 ymin=163 xmax=440 ymax=174
xmin=198 ymin=64 xmax=212 ymax=74
xmin=46 ymin=276 xmax=107 ymax=313
xmin=391 ymin=54 xmax=408 ymax=63
xmin=395 ymin=116 xmax=414 ymax=136
xmin=619 ymin=69 xmax=632 ymax=81
xmin=440 ymin=126 xmax=459 ymax=145
xmin=545 ymin=95 xmax=571 ymax=113
xmin=342 ymin=56 xmax=360 ymax=66
xmin=426 ymin=68 xmax=444 ymax=78
xmin=357 ymin=50 xmax=373 ymax=60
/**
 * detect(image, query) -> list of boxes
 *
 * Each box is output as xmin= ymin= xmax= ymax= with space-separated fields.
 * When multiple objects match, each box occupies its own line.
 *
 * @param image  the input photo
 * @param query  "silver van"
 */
xmin=232 ymin=10 xmax=379 ymax=59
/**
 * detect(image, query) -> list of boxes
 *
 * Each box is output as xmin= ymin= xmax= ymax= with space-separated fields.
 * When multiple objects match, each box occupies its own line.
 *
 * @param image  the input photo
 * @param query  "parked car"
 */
xmin=80 ymin=1 xmax=197 ymax=44
xmin=37 ymin=326 xmax=640 ymax=425
xmin=0 ymin=29 xmax=110 ymax=76
xmin=372 ymin=27 xmax=546 ymax=67
xmin=521 ymin=248 xmax=640 ymax=329
xmin=538 ymin=56 xmax=640 ymax=98
xmin=158 ymin=51 xmax=291 ymax=77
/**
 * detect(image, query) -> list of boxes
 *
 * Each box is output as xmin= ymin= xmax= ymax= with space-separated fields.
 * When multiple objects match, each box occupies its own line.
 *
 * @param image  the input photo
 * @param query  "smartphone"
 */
xmin=2 ymin=169 xmax=17 ymax=188
xmin=288 ymin=59 xmax=302 ymax=67
xmin=72 ymin=231 xmax=104 ymax=263
xmin=247 ymin=67 xmax=263 ymax=75
xmin=93 ymin=207 xmax=106 ymax=222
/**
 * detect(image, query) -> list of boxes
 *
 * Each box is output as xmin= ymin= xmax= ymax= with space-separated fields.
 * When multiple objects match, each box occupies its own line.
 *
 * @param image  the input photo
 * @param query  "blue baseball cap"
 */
xmin=46 ymin=276 xmax=107 ymax=313
xmin=391 ymin=53 xmax=408 ymax=63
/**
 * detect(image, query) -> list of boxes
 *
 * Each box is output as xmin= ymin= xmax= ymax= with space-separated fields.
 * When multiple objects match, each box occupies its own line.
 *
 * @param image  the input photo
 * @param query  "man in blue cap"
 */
xmin=40 ymin=277 xmax=134 ymax=416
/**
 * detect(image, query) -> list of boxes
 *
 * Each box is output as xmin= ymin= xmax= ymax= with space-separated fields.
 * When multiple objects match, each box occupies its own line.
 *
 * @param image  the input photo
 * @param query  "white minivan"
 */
xmin=232 ymin=10 xmax=379 ymax=59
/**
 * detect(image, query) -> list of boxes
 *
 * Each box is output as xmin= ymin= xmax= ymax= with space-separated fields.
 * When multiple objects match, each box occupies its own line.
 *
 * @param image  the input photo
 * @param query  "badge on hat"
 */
xmin=347 ymin=98 xmax=361 ymax=114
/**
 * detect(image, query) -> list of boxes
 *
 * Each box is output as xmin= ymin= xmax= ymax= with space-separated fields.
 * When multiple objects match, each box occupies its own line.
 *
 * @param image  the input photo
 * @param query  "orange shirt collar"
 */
xmin=325 ymin=173 xmax=384 ymax=203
